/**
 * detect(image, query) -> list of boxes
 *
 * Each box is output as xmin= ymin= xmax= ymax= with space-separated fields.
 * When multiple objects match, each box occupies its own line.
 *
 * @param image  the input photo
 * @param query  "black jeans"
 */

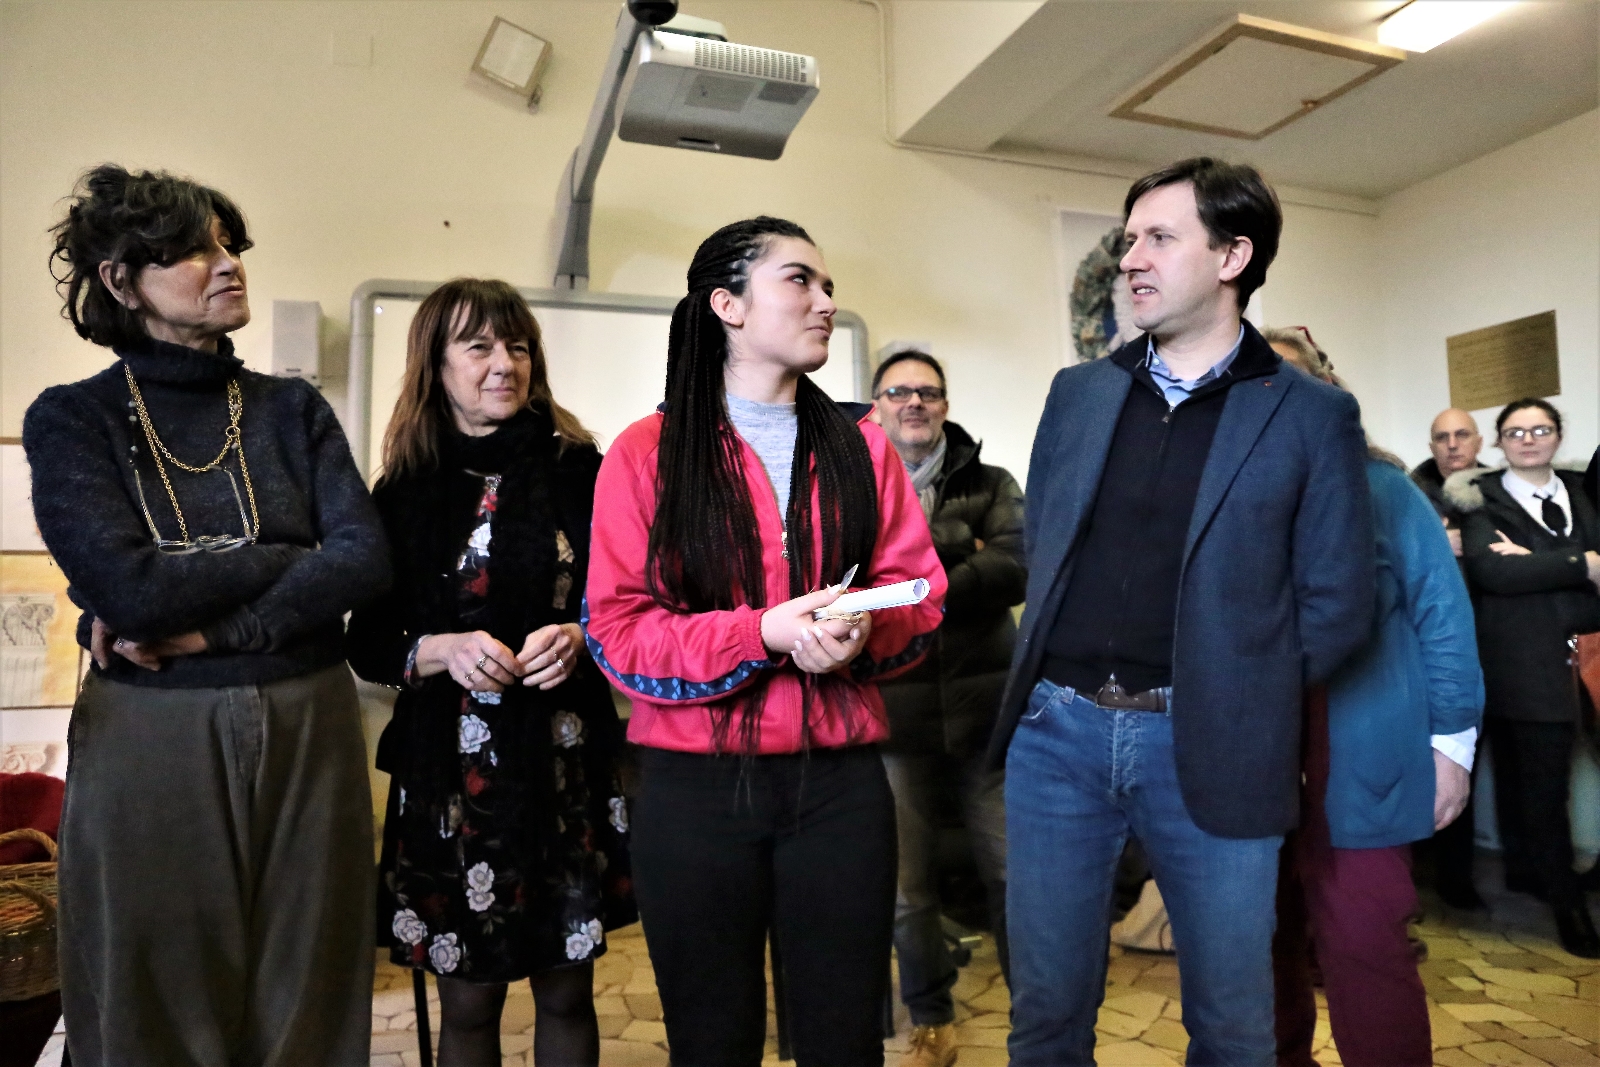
xmin=1487 ymin=718 xmax=1580 ymax=907
xmin=633 ymin=745 xmax=897 ymax=1067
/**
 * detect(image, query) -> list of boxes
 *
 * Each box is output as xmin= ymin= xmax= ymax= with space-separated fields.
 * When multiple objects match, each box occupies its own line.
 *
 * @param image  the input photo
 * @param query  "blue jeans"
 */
xmin=1005 ymin=680 xmax=1283 ymax=1066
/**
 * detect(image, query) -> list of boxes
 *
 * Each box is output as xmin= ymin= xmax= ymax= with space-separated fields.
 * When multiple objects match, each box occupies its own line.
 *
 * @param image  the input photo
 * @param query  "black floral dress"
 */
xmin=349 ymin=408 xmax=634 ymax=984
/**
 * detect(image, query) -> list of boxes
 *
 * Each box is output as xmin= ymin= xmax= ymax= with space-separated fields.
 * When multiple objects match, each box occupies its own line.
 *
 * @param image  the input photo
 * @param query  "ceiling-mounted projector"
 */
xmin=616 ymin=29 xmax=819 ymax=160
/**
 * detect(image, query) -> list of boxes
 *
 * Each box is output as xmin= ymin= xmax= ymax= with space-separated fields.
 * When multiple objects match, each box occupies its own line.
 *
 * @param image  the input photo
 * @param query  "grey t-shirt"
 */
xmin=726 ymin=392 xmax=799 ymax=517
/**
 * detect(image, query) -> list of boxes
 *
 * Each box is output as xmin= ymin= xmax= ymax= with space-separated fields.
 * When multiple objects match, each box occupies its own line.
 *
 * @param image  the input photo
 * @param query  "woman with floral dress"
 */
xmin=348 ymin=278 xmax=633 ymax=1066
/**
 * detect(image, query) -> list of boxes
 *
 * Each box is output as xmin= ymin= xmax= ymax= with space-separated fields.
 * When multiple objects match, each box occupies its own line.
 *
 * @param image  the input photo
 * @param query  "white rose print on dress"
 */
xmin=468 ymin=522 xmax=493 ymax=553
xmin=551 ymin=710 xmax=583 ymax=748
xmin=466 ymin=862 xmax=496 ymax=912
xmin=587 ymin=919 xmax=604 ymax=945
xmin=459 ymin=714 xmax=491 ymax=754
xmin=565 ymin=928 xmax=596 ymax=960
xmin=429 ymin=932 xmax=462 ymax=973
xmin=609 ymin=796 xmax=629 ymax=833
xmin=392 ymin=909 xmax=427 ymax=946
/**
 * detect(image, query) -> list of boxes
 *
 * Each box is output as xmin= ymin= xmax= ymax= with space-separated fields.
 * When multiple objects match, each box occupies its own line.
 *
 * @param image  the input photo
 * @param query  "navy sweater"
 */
xmin=22 ymin=336 xmax=390 ymax=688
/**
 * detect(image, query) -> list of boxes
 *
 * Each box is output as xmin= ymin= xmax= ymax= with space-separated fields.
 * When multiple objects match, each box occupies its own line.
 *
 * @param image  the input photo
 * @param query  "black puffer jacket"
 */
xmin=880 ymin=420 xmax=1026 ymax=756
xmin=1449 ymin=466 xmax=1600 ymax=723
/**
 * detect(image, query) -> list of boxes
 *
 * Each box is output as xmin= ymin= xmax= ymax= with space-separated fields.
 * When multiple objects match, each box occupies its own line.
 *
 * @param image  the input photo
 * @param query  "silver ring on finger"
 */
xmin=555 ymin=656 xmax=564 ymax=671
xmin=474 ymin=653 xmax=488 ymax=670
xmin=466 ymin=667 xmax=479 ymax=682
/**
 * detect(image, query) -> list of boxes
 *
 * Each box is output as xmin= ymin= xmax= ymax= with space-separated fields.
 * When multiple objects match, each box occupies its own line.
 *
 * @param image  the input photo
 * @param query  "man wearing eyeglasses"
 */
xmin=1412 ymin=408 xmax=1489 ymax=557
xmin=869 ymin=350 xmax=1025 ymax=1067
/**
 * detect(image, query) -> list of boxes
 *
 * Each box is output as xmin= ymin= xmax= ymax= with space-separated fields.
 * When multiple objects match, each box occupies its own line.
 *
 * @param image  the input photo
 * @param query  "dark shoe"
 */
xmin=1506 ymin=872 xmax=1549 ymax=901
xmin=1554 ymin=903 xmax=1600 ymax=958
xmin=1438 ymin=883 xmax=1486 ymax=910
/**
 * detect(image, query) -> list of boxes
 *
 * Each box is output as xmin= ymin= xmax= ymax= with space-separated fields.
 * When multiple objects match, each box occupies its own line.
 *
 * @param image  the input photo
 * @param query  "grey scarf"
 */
xmin=903 ymin=433 xmax=948 ymax=519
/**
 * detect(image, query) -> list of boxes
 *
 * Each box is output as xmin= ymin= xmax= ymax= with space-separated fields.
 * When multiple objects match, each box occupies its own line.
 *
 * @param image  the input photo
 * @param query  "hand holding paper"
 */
xmin=813 ymin=578 xmax=931 ymax=621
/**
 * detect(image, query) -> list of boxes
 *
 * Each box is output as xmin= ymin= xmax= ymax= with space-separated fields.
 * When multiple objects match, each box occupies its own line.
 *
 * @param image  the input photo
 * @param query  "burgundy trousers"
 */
xmin=1272 ymin=688 xmax=1433 ymax=1067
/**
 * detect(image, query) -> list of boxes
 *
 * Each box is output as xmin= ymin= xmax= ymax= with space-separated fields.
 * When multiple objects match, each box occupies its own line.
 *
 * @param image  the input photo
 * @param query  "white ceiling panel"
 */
xmin=891 ymin=0 xmax=1598 ymax=199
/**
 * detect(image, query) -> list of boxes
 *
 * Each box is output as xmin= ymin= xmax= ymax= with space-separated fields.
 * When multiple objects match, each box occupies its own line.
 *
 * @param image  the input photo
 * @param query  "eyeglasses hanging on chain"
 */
xmin=124 ymin=364 xmax=261 ymax=554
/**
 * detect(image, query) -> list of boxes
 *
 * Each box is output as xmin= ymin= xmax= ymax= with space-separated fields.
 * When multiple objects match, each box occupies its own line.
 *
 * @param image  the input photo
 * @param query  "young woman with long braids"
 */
xmin=584 ymin=217 xmax=945 ymax=1064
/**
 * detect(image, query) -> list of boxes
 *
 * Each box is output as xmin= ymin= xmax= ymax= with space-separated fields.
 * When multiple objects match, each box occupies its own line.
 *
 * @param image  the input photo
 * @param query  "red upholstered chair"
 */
xmin=0 ymin=772 xmax=64 ymax=862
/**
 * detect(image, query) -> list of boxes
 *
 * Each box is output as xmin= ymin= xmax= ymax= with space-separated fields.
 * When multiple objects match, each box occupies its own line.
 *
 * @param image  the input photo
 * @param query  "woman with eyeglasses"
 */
xmin=347 ymin=278 xmax=634 ymax=1066
xmin=584 ymin=216 xmax=945 ymax=1064
xmin=22 ymin=165 xmax=390 ymax=1065
xmin=1447 ymin=397 xmax=1600 ymax=957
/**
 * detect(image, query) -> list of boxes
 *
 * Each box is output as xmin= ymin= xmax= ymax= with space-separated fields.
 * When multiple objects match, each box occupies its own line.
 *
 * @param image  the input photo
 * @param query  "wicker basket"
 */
xmin=0 ymin=828 xmax=59 ymax=1002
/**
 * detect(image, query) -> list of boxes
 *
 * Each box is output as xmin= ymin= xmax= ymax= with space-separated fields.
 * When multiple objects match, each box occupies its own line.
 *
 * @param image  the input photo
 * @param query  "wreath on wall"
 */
xmin=1069 ymin=225 xmax=1128 ymax=363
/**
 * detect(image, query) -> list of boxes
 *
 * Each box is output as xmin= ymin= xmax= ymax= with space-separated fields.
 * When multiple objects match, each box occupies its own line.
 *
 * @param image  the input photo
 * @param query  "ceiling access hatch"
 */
xmin=1108 ymin=14 xmax=1407 ymax=141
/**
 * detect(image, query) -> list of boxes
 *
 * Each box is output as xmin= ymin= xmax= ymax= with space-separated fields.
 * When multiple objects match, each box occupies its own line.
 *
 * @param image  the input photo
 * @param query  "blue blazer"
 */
xmin=1324 ymin=460 xmax=1484 ymax=850
xmin=986 ymin=325 xmax=1376 ymax=839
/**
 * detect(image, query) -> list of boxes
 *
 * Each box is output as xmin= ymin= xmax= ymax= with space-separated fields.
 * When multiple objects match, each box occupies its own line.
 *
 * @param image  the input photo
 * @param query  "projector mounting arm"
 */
xmin=552 ymin=0 xmax=678 ymax=290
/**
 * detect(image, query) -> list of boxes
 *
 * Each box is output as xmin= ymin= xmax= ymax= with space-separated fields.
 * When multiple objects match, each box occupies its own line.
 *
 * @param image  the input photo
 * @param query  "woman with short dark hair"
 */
xmin=1448 ymin=397 xmax=1600 ymax=957
xmin=23 ymin=164 xmax=390 ymax=1065
xmin=347 ymin=278 xmax=634 ymax=1066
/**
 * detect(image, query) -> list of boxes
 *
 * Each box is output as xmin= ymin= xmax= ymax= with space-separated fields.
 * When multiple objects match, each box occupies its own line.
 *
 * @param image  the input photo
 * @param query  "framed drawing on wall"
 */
xmin=1 ymin=552 xmax=83 ymax=710
xmin=1 ymin=440 xmax=79 ymax=776
xmin=2 ymin=439 xmax=47 ymax=553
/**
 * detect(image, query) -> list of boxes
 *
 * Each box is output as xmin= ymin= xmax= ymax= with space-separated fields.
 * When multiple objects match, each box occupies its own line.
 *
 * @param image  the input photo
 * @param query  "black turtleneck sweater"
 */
xmin=21 ymin=336 xmax=390 ymax=688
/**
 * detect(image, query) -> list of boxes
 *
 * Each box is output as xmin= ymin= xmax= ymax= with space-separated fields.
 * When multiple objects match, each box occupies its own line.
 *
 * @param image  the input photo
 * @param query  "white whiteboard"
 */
xmin=359 ymin=286 xmax=866 ymax=471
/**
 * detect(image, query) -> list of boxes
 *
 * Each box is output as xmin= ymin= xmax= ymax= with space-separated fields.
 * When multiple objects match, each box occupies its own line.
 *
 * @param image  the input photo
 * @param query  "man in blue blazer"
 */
xmin=990 ymin=158 xmax=1375 ymax=1066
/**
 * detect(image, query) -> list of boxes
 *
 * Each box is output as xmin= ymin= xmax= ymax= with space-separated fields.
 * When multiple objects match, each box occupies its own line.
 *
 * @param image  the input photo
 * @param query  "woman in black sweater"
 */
xmin=22 ymin=165 xmax=390 ymax=1064
xmin=1449 ymin=397 xmax=1600 ymax=958
xmin=347 ymin=278 xmax=632 ymax=1067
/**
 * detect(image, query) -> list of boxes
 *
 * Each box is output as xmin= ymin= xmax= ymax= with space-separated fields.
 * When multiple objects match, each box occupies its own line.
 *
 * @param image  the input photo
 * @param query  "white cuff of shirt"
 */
xmin=1431 ymin=727 xmax=1479 ymax=773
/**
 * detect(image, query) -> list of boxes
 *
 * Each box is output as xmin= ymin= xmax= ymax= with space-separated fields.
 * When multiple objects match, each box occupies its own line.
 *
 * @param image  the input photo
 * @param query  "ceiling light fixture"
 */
xmin=1377 ymin=1 xmax=1518 ymax=53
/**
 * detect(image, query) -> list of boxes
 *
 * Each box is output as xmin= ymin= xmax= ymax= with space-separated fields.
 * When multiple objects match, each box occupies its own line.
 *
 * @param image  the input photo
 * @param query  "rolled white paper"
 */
xmin=814 ymin=578 xmax=931 ymax=619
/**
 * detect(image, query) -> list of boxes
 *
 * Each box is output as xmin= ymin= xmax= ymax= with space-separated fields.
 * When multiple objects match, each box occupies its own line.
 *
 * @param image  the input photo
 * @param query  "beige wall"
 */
xmin=2 ymin=0 xmax=1404 ymax=486
xmin=1373 ymin=108 xmax=1600 ymax=469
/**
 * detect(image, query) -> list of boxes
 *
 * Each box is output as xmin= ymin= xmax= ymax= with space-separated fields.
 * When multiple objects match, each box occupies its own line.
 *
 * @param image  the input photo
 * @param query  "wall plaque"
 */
xmin=1447 ymin=310 xmax=1560 ymax=413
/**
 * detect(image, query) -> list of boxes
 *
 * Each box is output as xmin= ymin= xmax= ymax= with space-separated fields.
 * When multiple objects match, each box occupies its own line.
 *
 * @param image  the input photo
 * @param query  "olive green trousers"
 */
xmin=58 ymin=663 xmax=374 ymax=1067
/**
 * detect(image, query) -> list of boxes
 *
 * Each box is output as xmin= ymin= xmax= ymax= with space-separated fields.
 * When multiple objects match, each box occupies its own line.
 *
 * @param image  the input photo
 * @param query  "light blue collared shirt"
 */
xmin=1145 ymin=325 xmax=1246 ymax=408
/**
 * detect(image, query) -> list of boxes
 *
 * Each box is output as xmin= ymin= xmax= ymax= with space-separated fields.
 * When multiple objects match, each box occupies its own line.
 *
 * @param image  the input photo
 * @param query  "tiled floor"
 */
xmin=361 ymin=874 xmax=1599 ymax=1067
xmin=31 ymin=870 xmax=1600 ymax=1067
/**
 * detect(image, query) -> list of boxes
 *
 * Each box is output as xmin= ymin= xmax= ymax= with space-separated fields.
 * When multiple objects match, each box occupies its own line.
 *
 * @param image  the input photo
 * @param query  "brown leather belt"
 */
xmin=1090 ymin=675 xmax=1171 ymax=713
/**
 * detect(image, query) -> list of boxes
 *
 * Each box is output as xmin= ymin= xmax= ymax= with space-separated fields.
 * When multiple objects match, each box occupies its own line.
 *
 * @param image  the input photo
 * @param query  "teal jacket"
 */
xmin=1325 ymin=459 xmax=1484 ymax=849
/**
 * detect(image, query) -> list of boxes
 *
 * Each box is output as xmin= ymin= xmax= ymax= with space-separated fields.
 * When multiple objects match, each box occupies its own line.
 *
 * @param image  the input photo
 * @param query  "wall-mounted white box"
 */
xmin=272 ymin=300 xmax=323 ymax=385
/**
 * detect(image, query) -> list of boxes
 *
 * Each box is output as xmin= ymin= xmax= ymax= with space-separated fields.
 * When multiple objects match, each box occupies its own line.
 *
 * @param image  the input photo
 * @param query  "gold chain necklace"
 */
xmin=124 ymin=363 xmax=260 ymax=547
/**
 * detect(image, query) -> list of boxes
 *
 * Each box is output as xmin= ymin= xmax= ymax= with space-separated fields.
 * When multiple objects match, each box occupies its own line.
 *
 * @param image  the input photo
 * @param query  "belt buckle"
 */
xmin=1092 ymin=674 xmax=1161 ymax=712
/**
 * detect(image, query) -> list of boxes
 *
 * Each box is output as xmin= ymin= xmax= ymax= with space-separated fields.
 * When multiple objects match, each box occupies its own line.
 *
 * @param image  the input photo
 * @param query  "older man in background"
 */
xmin=1412 ymin=408 xmax=1492 ymax=909
xmin=871 ymin=350 xmax=1026 ymax=1067
xmin=1413 ymin=408 xmax=1488 ymax=557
